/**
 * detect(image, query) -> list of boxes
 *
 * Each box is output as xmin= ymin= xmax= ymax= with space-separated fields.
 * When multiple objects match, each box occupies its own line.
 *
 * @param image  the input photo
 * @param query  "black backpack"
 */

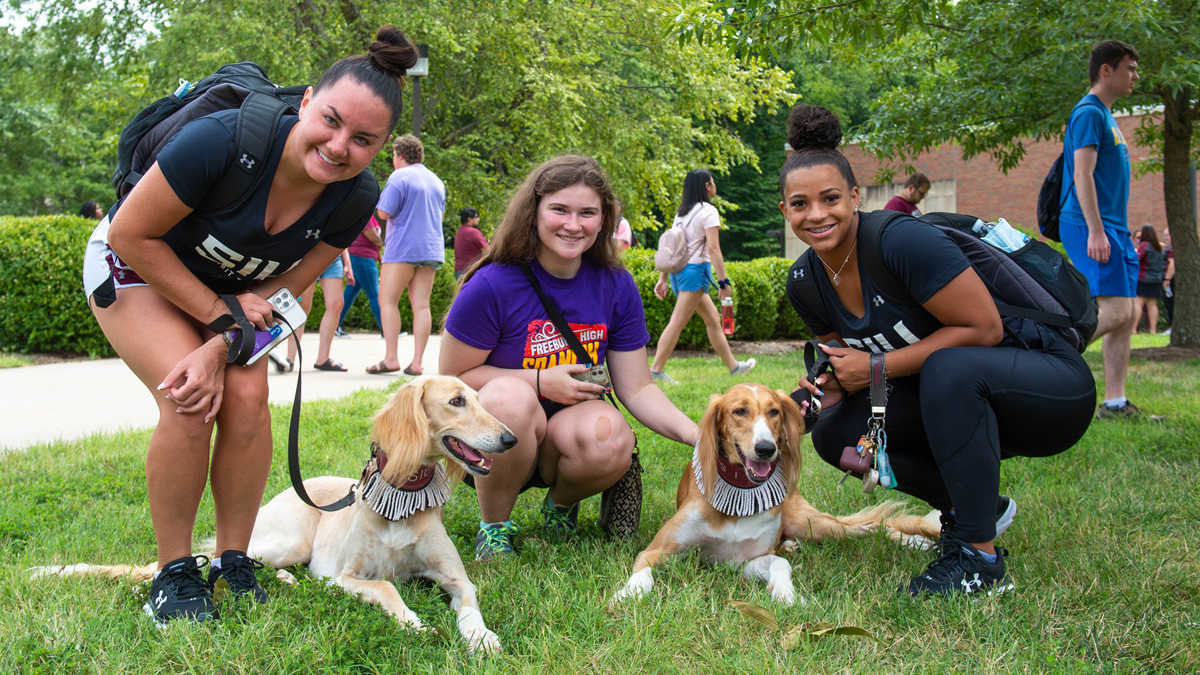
xmin=1036 ymin=101 xmax=1104 ymax=241
xmin=112 ymin=61 xmax=376 ymax=215
xmin=788 ymin=210 xmax=1098 ymax=353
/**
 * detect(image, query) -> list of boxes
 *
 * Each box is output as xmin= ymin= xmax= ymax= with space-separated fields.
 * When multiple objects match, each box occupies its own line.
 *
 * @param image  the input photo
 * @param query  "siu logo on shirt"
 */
xmin=194 ymin=234 xmax=300 ymax=281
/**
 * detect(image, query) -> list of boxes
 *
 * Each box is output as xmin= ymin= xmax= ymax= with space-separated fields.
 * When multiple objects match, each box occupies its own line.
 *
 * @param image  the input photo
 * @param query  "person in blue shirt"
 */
xmin=1058 ymin=40 xmax=1161 ymax=421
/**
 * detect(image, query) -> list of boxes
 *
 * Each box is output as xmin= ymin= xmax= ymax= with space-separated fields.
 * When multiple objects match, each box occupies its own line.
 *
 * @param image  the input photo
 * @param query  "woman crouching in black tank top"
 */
xmin=81 ymin=27 xmax=418 ymax=624
xmin=782 ymin=104 xmax=1096 ymax=597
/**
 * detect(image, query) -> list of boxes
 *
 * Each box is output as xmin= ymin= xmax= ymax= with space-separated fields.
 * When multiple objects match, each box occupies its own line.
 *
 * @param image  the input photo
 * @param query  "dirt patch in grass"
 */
xmin=1131 ymin=345 xmax=1200 ymax=362
xmin=16 ymin=351 xmax=94 ymax=366
xmin=648 ymin=340 xmax=805 ymax=360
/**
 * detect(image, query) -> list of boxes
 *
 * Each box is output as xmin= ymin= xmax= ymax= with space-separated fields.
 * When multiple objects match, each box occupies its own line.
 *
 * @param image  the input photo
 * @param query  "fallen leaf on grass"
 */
xmin=725 ymin=599 xmax=779 ymax=631
xmin=781 ymin=622 xmax=878 ymax=648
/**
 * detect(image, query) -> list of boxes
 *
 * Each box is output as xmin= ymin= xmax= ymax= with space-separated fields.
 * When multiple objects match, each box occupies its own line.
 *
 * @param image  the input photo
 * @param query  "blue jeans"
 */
xmin=339 ymin=255 xmax=382 ymax=330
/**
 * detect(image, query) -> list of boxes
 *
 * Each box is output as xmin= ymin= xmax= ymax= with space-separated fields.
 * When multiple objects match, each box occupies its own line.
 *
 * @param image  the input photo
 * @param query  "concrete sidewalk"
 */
xmin=0 ymin=332 xmax=441 ymax=451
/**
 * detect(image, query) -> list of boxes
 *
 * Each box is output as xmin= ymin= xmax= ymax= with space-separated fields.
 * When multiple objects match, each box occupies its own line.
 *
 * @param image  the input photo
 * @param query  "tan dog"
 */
xmin=32 ymin=375 xmax=516 ymax=654
xmin=613 ymin=383 xmax=937 ymax=606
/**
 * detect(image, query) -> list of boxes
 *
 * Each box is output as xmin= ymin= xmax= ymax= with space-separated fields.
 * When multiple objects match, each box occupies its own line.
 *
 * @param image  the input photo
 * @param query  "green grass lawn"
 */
xmin=2 ymin=349 xmax=1198 ymax=673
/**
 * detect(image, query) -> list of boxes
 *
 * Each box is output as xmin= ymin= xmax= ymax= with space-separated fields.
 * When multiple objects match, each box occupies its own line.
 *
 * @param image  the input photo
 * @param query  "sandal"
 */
xmin=403 ymin=366 xmax=422 ymax=376
xmin=366 ymin=362 xmax=401 ymax=375
xmin=314 ymin=359 xmax=347 ymax=372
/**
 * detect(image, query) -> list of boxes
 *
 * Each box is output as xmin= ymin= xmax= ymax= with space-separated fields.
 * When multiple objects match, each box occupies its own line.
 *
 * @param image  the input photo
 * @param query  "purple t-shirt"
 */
xmin=444 ymin=258 xmax=649 ymax=371
xmin=377 ymin=164 xmax=446 ymax=264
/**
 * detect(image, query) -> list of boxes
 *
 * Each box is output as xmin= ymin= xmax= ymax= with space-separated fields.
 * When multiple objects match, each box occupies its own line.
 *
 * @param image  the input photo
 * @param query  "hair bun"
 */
xmin=787 ymin=104 xmax=842 ymax=152
xmin=368 ymin=25 xmax=419 ymax=78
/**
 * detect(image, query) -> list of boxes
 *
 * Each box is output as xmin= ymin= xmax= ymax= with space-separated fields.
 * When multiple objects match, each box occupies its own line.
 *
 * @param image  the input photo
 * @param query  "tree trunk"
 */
xmin=1162 ymin=88 xmax=1198 ymax=347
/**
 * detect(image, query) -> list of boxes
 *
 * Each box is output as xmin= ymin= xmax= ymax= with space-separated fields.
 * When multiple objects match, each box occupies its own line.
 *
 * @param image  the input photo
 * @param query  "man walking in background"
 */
xmin=1058 ymin=40 xmax=1161 ymax=420
xmin=883 ymin=173 xmax=930 ymax=216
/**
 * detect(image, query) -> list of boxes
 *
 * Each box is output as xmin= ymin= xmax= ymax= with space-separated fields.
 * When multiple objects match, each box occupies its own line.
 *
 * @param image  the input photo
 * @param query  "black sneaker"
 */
xmin=208 ymin=550 xmax=269 ymax=604
xmin=143 ymin=555 xmax=217 ymax=625
xmin=905 ymin=537 xmax=1014 ymax=597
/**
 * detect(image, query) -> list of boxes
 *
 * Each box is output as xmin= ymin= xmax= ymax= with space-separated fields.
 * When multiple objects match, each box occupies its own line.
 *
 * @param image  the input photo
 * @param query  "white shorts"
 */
xmin=82 ymin=216 xmax=148 ymax=307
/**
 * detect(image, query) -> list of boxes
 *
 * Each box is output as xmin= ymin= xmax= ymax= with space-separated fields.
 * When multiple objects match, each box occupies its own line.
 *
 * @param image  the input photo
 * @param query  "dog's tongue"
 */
xmin=746 ymin=458 xmax=773 ymax=478
xmin=452 ymin=438 xmax=484 ymax=463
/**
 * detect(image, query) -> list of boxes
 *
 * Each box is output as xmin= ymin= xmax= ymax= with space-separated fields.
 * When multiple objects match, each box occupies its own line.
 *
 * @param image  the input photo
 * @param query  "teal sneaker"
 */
xmin=541 ymin=492 xmax=579 ymax=540
xmin=474 ymin=521 xmax=518 ymax=561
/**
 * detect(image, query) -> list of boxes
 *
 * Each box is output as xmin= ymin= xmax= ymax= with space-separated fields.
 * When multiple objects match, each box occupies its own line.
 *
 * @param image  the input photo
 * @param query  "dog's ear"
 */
xmin=372 ymin=379 xmax=431 ymax=483
xmin=776 ymin=390 xmax=803 ymax=489
xmin=696 ymin=393 xmax=724 ymax=496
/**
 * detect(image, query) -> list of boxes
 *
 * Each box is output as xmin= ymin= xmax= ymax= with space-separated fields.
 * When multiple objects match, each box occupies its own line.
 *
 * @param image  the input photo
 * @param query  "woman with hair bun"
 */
xmin=80 ymin=25 xmax=418 ymax=624
xmin=440 ymin=155 xmax=701 ymax=560
xmin=782 ymin=104 xmax=1095 ymax=596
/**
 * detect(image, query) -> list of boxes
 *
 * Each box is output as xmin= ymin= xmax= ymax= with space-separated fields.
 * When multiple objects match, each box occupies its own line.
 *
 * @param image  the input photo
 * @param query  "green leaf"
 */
xmin=726 ymin=599 xmax=779 ymax=631
xmin=780 ymin=622 xmax=879 ymax=648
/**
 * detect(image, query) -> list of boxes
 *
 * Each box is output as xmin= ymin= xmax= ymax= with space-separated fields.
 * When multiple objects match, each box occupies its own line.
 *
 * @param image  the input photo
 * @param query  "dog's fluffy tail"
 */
xmin=28 ymin=562 xmax=158 ymax=582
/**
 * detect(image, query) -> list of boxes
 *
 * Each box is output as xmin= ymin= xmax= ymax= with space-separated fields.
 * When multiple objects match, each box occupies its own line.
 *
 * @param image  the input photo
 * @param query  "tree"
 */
xmin=1 ymin=0 xmax=795 ymax=246
xmin=678 ymin=0 xmax=1200 ymax=347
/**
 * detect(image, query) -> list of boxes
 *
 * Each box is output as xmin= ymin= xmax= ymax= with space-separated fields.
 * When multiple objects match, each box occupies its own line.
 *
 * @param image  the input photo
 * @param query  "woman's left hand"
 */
xmin=820 ymin=343 xmax=871 ymax=394
xmin=158 ymin=337 xmax=228 ymax=423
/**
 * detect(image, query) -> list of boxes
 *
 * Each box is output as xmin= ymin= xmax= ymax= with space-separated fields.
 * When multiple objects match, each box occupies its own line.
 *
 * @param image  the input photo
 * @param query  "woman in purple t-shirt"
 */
xmin=440 ymin=155 xmax=700 ymax=559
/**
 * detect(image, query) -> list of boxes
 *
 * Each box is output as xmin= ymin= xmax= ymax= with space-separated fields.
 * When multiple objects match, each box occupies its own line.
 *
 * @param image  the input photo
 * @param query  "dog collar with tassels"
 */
xmin=692 ymin=444 xmax=787 ymax=517
xmin=358 ymin=442 xmax=451 ymax=521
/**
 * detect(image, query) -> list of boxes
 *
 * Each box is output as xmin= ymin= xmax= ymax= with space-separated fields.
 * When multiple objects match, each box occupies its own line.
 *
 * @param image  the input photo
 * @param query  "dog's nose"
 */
xmin=754 ymin=441 xmax=776 ymax=458
xmin=500 ymin=432 xmax=518 ymax=449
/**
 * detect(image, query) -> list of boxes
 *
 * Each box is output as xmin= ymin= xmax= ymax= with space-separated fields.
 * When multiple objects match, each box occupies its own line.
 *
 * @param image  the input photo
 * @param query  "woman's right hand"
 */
xmin=540 ymin=363 xmax=610 ymax=405
xmin=207 ymin=292 xmax=277 ymax=331
xmin=158 ymin=337 xmax=228 ymax=424
xmin=795 ymin=371 xmax=844 ymax=409
xmin=654 ymin=276 xmax=670 ymax=300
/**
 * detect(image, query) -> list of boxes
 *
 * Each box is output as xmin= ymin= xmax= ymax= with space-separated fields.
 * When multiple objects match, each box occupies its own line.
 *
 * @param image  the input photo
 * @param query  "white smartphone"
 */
xmin=223 ymin=288 xmax=308 ymax=365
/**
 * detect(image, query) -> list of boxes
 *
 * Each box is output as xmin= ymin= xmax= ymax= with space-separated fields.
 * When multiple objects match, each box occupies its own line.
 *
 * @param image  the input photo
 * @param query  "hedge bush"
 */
xmin=0 ymin=215 xmax=114 ymax=357
xmin=0 ymin=216 xmax=811 ymax=356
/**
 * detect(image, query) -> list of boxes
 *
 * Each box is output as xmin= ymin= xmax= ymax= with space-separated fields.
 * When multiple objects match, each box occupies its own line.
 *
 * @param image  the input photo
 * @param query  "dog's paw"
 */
xmin=768 ymin=581 xmax=798 ymax=606
xmin=902 ymin=533 xmax=935 ymax=550
xmin=611 ymin=568 xmax=653 ymax=604
xmin=467 ymin=629 xmax=503 ymax=656
xmin=397 ymin=611 xmax=428 ymax=632
xmin=777 ymin=539 xmax=799 ymax=554
xmin=275 ymin=569 xmax=298 ymax=585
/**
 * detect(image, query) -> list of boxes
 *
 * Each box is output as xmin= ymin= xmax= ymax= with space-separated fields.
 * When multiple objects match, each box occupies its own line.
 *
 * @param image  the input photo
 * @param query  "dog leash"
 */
xmin=789 ymin=339 xmax=837 ymax=433
xmin=210 ymin=294 xmax=356 ymax=512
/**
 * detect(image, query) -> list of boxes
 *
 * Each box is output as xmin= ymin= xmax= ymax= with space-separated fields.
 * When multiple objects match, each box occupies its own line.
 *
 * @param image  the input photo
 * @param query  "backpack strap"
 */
xmin=856 ymin=209 xmax=915 ymax=305
xmin=1058 ymin=101 xmax=1108 ymax=211
xmin=787 ymin=249 xmax=831 ymax=331
xmin=204 ymin=91 xmax=291 ymax=212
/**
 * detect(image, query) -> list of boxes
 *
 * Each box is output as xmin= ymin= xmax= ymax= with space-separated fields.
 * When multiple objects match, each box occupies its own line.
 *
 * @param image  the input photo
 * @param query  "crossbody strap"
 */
xmin=518 ymin=263 xmax=621 ymax=409
xmin=519 ymin=263 xmax=595 ymax=367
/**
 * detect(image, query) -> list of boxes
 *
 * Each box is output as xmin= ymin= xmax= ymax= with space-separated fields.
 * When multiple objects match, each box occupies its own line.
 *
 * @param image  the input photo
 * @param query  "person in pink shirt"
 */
xmin=453 ymin=208 xmax=488 ymax=280
xmin=337 ymin=214 xmax=385 ymax=333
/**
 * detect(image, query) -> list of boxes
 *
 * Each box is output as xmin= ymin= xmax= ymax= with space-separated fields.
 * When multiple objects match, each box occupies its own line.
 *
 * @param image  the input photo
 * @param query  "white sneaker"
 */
xmin=650 ymin=370 xmax=679 ymax=385
xmin=995 ymin=495 xmax=1017 ymax=538
xmin=730 ymin=358 xmax=757 ymax=376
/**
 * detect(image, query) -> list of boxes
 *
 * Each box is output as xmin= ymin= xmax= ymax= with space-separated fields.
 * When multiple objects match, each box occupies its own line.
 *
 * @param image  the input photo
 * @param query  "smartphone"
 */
xmin=223 ymin=288 xmax=307 ymax=366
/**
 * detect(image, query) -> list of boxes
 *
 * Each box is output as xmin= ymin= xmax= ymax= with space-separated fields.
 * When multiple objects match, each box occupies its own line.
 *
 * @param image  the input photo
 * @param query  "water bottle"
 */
xmin=721 ymin=297 xmax=735 ymax=336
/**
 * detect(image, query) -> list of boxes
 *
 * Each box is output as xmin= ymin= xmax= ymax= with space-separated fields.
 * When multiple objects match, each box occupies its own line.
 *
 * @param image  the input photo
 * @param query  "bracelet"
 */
xmin=536 ymin=369 xmax=541 ymax=397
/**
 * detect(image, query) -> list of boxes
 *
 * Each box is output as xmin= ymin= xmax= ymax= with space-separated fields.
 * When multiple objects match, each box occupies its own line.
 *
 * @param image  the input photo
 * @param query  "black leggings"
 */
xmin=811 ymin=322 xmax=1096 ymax=542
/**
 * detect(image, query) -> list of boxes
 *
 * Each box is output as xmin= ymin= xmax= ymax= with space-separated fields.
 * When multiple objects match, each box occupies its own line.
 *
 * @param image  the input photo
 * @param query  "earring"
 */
xmin=854 ymin=205 xmax=859 ymax=212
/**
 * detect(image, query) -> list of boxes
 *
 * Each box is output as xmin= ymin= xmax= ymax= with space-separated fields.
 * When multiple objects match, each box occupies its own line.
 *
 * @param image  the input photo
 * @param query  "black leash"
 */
xmin=790 ymin=338 xmax=838 ymax=432
xmin=209 ymin=294 xmax=356 ymax=512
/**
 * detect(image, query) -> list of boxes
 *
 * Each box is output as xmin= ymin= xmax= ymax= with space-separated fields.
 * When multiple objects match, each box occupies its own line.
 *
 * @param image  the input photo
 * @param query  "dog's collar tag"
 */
xmin=693 ymin=445 xmax=787 ymax=517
